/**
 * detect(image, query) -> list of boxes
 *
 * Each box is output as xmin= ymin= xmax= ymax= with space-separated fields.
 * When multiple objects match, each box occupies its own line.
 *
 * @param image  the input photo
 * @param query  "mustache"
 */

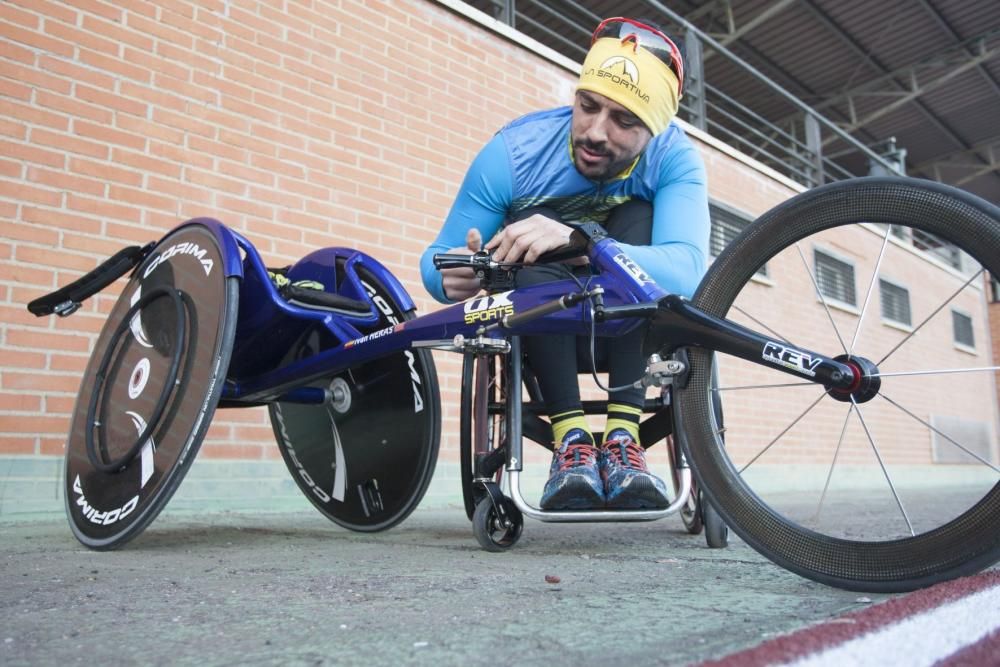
xmin=574 ymin=139 xmax=609 ymax=156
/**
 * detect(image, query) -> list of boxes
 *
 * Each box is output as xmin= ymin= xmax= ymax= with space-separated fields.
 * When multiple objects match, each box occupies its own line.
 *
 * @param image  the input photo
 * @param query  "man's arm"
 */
xmin=420 ymin=134 xmax=512 ymax=303
xmin=620 ymin=140 xmax=711 ymax=298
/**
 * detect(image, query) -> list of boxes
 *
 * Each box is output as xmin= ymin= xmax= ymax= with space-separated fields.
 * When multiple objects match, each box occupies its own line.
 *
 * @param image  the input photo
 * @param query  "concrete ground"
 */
xmin=2 ymin=505 xmax=899 ymax=667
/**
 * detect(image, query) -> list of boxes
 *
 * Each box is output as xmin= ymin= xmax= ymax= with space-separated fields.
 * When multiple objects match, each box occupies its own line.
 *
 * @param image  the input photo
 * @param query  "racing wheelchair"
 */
xmin=28 ymin=177 xmax=1000 ymax=593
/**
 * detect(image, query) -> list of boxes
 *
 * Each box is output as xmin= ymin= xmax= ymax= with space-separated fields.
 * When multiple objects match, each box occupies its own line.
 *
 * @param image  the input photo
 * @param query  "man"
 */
xmin=420 ymin=17 xmax=710 ymax=510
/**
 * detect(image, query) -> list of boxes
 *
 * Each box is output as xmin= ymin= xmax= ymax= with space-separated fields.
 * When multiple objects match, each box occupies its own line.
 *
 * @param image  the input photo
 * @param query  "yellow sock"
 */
xmin=550 ymin=409 xmax=592 ymax=446
xmin=605 ymin=403 xmax=642 ymax=445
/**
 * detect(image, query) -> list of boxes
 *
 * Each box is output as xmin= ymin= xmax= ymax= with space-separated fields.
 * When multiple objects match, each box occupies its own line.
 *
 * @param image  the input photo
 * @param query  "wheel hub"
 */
xmin=826 ymin=354 xmax=881 ymax=403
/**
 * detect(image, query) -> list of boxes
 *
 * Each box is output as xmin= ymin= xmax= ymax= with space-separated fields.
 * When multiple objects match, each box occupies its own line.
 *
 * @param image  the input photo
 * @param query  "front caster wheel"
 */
xmin=472 ymin=495 xmax=523 ymax=552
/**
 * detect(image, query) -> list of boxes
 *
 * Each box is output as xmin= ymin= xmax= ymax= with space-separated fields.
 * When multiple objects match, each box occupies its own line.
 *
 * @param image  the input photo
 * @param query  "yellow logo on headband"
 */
xmin=600 ymin=56 xmax=639 ymax=84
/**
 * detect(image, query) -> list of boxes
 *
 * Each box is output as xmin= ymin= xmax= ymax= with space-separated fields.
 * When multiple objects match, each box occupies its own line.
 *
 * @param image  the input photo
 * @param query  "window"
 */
xmin=814 ymin=249 xmax=856 ymax=306
xmin=709 ymin=201 xmax=767 ymax=276
xmin=990 ymin=274 xmax=999 ymax=303
xmin=879 ymin=279 xmax=911 ymax=327
xmin=952 ymin=309 xmax=975 ymax=349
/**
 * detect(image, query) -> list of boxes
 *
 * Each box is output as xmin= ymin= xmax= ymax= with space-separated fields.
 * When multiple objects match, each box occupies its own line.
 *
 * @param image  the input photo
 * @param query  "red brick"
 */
xmin=126 ymin=12 xmax=193 ymax=49
xmin=61 ymin=231 xmax=131 ymax=258
xmin=38 ymin=438 xmax=68 ymax=456
xmin=5 ymin=325 xmax=93 ymax=353
xmin=27 ymin=167 xmax=106 ymax=197
xmin=0 ymin=391 xmax=43 ymax=413
xmin=146 ymin=176 xmax=213 ymax=205
xmin=45 ymin=394 xmax=82 ymax=415
xmin=0 ymin=98 xmax=69 ymax=131
xmin=216 ymin=194 xmax=275 ymax=219
xmin=75 ymin=83 xmax=148 ymax=117
xmin=115 ymin=115 xmax=185 ymax=145
xmin=67 ymin=0 xmax=122 ymax=21
xmin=0 ymin=117 xmax=26 ymax=140
xmin=153 ymin=72 xmax=219 ymax=105
xmin=161 ymin=4 xmax=222 ymax=43
xmin=0 ymin=157 xmax=22 ymax=177
xmin=34 ymin=90 xmax=110 ymax=125
xmin=66 ymin=194 xmax=141 ymax=223
xmin=107 ymin=185 xmax=176 ymax=212
xmin=156 ymin=40 xmax=215 ymax=74
xmin=45 ymin=19 xmax=119 ymax=56
xmin=0 ymin=2 xmax=39 ymax=29
xmin=121 ymin=46 xmax=189 ymax=83
xmin=0 ymin=438 xmax=38 ymax=455
xmin=152 ymin=107 xmax=215 ymax=138
xmin=81 ymin=14 xmax=153 ymax=51
xmin=21 ymin=206 xmax=103 ymax=235
xmin=103 ymin=221 xmax=160 ymax=244
xmin=0 ymin=59 xmax=71 ymax=95
xmin=0 ymin=39 xmax=35 ymax=65
xmin=0 ymin=180 xmax=62 ymax=207
xmin=7 ymin=25 xmax=75 ymax=58
xmin=38 ymin=55 xmax=115 ymax=91
xmin=117 ymin=81 xmax=187 ymax=113
xmin=70 ymin=155 xmax=143 ymax=187
xmin=110 ymin=148 xmax=183 ymax=179
xmin=0 ymin=139 xmax=65 ymax=168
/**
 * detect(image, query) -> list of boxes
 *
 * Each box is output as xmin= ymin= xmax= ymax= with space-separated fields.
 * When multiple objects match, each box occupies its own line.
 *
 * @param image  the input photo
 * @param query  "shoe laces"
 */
xmin=556 ymin=443 xmax=597 ymax=471
xmin=604 ymin=439 xmax=648 ymax=472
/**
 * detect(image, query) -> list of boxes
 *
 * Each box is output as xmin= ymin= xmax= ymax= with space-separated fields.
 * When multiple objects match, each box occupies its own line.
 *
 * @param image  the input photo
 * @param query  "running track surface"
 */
xmin=702 ymin=570 xmax=1000 ymax=666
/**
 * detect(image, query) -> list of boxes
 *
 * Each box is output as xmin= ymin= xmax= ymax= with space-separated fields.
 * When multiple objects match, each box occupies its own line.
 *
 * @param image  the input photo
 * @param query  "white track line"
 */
xmin=780 ymin=584 xmax=1000 ymax=667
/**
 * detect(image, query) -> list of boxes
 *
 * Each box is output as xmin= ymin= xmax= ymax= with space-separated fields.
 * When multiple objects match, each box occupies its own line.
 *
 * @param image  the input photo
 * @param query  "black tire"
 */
xmin=64 ymin=223 xmax=239 ymax=549
xmin=677 ymin=177 xmax=1000 ymax=591
xmin=269 ymin=268 xmax=440 ymax=532
xmin=472 ymin=495 xmax=523 ymax=552
xmin=668 ymin=434 xmax=703 ymax=534
xmin=703 ymin=495 xmax=729 ymax=548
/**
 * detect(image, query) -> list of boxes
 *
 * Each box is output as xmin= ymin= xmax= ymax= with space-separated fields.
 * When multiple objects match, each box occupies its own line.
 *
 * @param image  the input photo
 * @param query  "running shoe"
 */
xmin=600 ymin=429 xmax=670 ymax=509
xmin=539 ymin=429 xmax=604 ymax=510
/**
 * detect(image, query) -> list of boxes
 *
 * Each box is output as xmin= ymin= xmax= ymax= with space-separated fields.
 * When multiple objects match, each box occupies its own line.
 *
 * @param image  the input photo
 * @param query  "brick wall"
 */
xmin=0 ymin=0 xmax=577 ymax=463
xmin=1 ymin=0 xmax=996 ymax=482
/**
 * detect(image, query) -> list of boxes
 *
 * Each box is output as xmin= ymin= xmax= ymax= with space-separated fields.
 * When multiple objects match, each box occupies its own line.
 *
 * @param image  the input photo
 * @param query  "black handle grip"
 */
xmin=27 ymin=242 xmax=154 ymax=317
xmin=432 ymin=253 xmax=477 ymax=270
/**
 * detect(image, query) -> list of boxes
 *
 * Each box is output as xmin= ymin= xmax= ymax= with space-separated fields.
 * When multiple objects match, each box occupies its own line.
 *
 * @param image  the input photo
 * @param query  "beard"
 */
xmin=572 ymin=139 xmax=637 ymax=182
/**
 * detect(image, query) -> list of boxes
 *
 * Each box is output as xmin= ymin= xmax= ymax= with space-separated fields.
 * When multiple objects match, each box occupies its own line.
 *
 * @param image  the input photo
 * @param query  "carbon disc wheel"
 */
xmin=64 ymin=223 xmax=238 ymax=549
xmin=269 ymin=267 xmax=440 ymax=532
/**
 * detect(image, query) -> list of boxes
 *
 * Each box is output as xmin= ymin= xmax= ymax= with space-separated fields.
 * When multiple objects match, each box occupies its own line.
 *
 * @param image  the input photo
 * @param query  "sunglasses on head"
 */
xmin=592 ymin=17 xmax=684 ymax=95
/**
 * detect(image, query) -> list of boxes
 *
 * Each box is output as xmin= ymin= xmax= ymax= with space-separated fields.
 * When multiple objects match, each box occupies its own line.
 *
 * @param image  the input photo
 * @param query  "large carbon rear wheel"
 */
xmin=678 ymin=177 xmax=1000 ymax=592
xmin=269 ymin=268 xmax=440 ymax=532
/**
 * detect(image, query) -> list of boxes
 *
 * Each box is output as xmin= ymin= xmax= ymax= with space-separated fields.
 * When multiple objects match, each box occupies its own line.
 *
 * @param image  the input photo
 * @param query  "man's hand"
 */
xmin=441 ymin=228 xmax=483 ymax=301
xmin=485 ymin=215 xmax=575 ymax=264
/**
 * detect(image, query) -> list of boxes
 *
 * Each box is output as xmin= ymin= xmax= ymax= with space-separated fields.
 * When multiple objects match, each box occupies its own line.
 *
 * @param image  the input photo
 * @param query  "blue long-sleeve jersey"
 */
xmin=421 ymin=107 xmax=710 ymax=303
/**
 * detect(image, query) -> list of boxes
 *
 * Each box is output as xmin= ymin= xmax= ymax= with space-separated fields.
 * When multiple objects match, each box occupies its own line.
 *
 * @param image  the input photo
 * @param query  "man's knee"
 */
xmin=605 ymin=200 xmax=653 ymax=245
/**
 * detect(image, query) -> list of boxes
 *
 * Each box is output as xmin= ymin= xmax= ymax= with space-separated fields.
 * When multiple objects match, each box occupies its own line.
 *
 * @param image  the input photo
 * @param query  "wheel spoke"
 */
xmin=738 ymin=391 xmax=827 ymax=473
xmin=849 ymin=226 xmax=892 ymax=357
xmin=873 ymin=366 xmax=1000 ymax=379
xmin=716 ymin=380 xmax=816 ymax=392
xmin=852 ymin=399 xmax=915 ymax=537
xmin=878 ymin=393 xmax=1000 ymax=475
xmin=732 ymin=304 xmax=792 ymax=344
xmin=877 ymin=268 xmax=983 ymax=366
xmin=813 ymin=403 xmax=853 ymax=524
xmin=796 ymin=243 xmax=849 ymax=357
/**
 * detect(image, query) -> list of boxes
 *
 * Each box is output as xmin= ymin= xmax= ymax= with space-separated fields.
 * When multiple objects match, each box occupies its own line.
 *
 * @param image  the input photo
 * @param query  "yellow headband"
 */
xmin=577 ymin=37 xmax=680 ymax=136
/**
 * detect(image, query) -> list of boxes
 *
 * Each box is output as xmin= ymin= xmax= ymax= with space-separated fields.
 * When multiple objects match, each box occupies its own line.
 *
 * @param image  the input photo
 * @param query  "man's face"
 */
xmin=570 ymin=90 xmax=653 ymax=181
